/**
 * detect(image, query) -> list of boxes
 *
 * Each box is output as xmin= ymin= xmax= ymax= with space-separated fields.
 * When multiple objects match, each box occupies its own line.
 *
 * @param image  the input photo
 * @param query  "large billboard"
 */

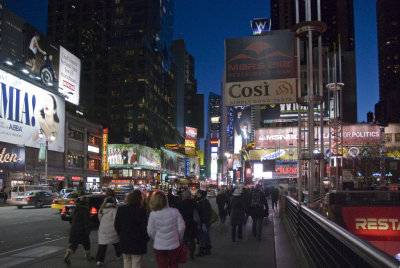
xmin=0 ymin=142 xmax=25 ymax=171
xmin=1 ymin=9 xmax=81 ymax=106
xmin=233 ymin=106 xmax=253 ymax=153
xmin=107 ymin=144 xmax=161 ymax=169
xmin=0 ymin=69 xmax=65 ymax=152
xmin=225 ymin=31 xmax=296 ymax=106
xmin=255 ymin=124 xmax=381 ymax=148
xmin=161 ymin=148 xmax=186 ymax=176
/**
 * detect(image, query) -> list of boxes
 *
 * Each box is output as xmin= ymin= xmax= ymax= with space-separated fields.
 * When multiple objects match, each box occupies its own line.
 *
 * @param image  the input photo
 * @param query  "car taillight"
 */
xmin=11 ymin=197 xmax=13 ymax=201
xmin=61 ymin=207 xmax=66 ymax=213
xmin=90 ymin=207 xmax=97 ymax=215
xmin=52 ymin=200 xmax=56 ymax=203
xmin=69 ymin=200 xmax=74 ymax=204
xmin=26 ymin=197 xmax=30 ymax=201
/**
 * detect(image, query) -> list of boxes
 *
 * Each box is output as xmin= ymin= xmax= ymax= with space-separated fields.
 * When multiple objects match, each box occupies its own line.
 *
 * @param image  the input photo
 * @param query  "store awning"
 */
xmin=87 ymin=152 xmax=102 ymax=160
xmin=68 ymin=150 xmax=85 ymax=157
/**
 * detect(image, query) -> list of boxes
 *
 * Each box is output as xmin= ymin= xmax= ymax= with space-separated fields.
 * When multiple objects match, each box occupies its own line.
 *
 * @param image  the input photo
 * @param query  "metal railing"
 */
xmin=283 ymin=195 xmax=400 ymax=268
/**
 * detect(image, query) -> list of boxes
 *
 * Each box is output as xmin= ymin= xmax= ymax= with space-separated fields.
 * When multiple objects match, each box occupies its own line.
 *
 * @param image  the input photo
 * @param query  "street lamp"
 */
xmin=39 ymin=132 xmax=56 ymax=181
xmin=225 ymin=152 xmax=231 ymax=186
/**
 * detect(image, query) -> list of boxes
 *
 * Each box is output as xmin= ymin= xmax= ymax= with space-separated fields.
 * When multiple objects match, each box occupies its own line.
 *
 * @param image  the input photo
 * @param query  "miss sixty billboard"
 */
xmin=225 ymin=31 xmax=296 ymax=106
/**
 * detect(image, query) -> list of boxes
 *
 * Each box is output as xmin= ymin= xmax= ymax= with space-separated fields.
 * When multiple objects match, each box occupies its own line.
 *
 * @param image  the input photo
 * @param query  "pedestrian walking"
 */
xmin=147 ymin=190 xmax=185 ymax=268
xmin=195 ymin=190 xmax=212 ymax=256
xmin=167 ymin=188 xmax=177 ymax=208
xmin=177 ymin=189 xmax=199 ymax=260
xmin=230 ymin=188 xmax=245 ymax=242
xmin=114 ymin=189 xmax=149 ymax=268
xmin=63 ymin=196 xmax=92 ymax=264
xmin=249 ymin=184 xmax=269 ymax=240
xmin=216 ymin=189 xmax=228 ymax=224
xmin=271 ymin=187 xmax=279 ymax=211
xmin=242 ymin=186 xmax=252 ymax=224
xmin=95 ymin=196 xmax=121 ymax=266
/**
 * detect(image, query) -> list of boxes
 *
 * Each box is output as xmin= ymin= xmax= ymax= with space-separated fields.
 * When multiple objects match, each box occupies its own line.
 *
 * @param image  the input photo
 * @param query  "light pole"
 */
xmin=39 ymin=132 xmax=56 ymax=181
xmin=225 ymin=152 xmax=231 ymax=187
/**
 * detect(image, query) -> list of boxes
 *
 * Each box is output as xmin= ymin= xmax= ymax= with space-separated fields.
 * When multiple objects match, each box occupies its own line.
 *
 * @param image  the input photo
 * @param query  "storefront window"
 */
xmin=88 ymin=159 xmax=101 ymax=170
xmin=88 ymin=135 xmax=101 ymax=146
xmin=68 ymin=128 xmax=84 ymax=141
xmin=68 ymin=155 xmax=83 ymax=168
xmin=395 ymin=133 xmax=400 ymax=142
xmin=385 ymin=134 xmax=392 ymax=143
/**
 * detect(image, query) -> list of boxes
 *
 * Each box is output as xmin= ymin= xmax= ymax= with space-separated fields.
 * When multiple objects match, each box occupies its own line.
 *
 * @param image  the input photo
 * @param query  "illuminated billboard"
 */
xmin=251 ymin=18 xmax=271 ymax=35
xmin=185 ymin=127 xmax=197 ymax=139
xmin=233 ymin=106 xmax=252 ymax=154
xmin=0 ymin=69 xmax=65 ymax=152
xmin=185 ymin=139 xmax=196 ymax=156
xmin=161 ymin=147 xmax=185 ymax=176
xmin=225 ymin=32 xmax=296 ymax=106
xmin=58 ymin=46 xmax=81 ymax=105
xmin=108 ymin=144 xmax=161 ymax=169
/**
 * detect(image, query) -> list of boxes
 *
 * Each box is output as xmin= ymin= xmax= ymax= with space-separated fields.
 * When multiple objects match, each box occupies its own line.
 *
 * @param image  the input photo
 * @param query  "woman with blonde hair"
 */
xmin=115 ymin=190 xmax=149 ymax=268
xmin=147 ymin=190 xmax=185 ymax=268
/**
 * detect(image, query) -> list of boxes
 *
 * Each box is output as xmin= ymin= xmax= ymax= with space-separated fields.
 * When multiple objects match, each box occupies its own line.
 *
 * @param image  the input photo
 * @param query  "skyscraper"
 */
xmin=270 ymin=0 xmax=357 ymax=123
xmin=47 ymin=0 xmax=177 ymax=147
xmin=376 ymin=0 xmax=400 ymax=124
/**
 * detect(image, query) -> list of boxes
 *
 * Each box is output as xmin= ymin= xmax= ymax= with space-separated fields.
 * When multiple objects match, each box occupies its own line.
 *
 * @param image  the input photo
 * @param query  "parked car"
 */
xmin=10 ymin=190 xmax=53 ymax=209
xmin=51 ymin=192 xmax=80 ymax=211
xmin=61 ymin=194 xmax=107 ymax=227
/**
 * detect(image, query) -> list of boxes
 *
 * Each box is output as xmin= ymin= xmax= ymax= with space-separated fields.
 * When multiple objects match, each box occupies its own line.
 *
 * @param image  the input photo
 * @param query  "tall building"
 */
xmin=375 ymin=0 xmax=400 ymax=124
xmin=270 ymin=0 xmax=357 ymax=123
xmin=47 ymin=0 xmax=177 ymax=147
xmin=171 ymin=39 xmax=204 ymax=140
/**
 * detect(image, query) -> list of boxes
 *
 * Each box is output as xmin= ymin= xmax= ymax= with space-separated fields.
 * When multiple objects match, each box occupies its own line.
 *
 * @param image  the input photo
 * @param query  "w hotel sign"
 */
xmin=225 ymin=31 xmax=297 ymax=106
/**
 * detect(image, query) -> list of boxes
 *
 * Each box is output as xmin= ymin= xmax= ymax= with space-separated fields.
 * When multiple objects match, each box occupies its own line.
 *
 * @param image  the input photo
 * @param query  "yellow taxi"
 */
xmin=51 ymin=192 xmax=80 ymax=211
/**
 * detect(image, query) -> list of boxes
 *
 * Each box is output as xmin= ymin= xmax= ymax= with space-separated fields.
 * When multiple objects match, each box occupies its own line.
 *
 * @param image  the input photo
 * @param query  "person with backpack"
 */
xmin=249 ymin=184 xmax=269 ymax=240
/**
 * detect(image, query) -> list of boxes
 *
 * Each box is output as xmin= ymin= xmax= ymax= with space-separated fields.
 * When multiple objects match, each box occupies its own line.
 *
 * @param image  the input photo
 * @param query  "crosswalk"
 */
xmin=0 ymin=245 xmax=64 ymax=268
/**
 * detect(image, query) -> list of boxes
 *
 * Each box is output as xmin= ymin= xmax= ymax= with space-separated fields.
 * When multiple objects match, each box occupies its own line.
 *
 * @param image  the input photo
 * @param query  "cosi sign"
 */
xmin=225 ymin=32 xmax=297 ymax=106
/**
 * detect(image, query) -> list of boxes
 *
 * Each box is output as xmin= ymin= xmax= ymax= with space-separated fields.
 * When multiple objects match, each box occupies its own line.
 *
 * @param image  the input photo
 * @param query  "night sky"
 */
xmin=4 ymin=0 xmax=378 ymax=124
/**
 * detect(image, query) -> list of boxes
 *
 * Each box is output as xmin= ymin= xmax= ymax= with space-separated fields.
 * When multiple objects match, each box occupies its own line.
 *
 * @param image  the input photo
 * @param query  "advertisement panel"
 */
xmin=58 ymin=46 xmax=81 ymax=105
xmin=188 ymin=155 xmax=200 ymax=177
xmin=102 ymin=129 xmax=108 ymax=172
xmin=342 ymin=207 xmax=400 ymax=241
xmin=249 ymin=148 xmax=297 ymax=161
xmin=185 ymin=127 xmax=197 ymax=139
xmin=107 ymin=144 xmax=161 ymax=169
xmin=0 ymin=69 xmax=65 ymax=152
xmin=0 ymin=142 xmax=25 ymax=171
xmin=225 ymin=32 xmax=296 ymax=106
xmin=233 ymin=106 xmax=252 ymax=154
xmin=185 ymin=139 xmax=196 ymax=156
xmin=255 ymin=124 xmax=380 ymax=148
xmin=0 ymin=11 xmax=81 ymax=106
xmin=161 ymin=148 xmax=185 ymax=176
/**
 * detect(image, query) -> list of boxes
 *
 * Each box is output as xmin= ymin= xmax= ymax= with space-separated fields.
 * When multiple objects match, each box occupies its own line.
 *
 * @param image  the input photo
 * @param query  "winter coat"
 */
xmin=69 ymin=203 xmax=90 ymax=245
xmin=249 ymin=190 xmax=269 ymax=219
xmin=114 ymin=205 xmax=149 ymax=255
xmin=230 ymin=195 xmax=245 ymax=225
xmin=147 ymin=207 xmax=185 ymax=250
xmin=98 ymin=203 xmax=119 ymax=245
xmin=216 ymin=193 xmax=228 ymax=217
xmin=197 ymin=197 xmax=212 ymax=225
xmin=177 ymin=198 xmax=199 ymax=238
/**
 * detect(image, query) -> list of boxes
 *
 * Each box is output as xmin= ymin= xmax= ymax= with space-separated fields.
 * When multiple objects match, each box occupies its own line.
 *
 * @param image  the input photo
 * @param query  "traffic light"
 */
xmin=367 ymin=111 xmax=373 ymax=123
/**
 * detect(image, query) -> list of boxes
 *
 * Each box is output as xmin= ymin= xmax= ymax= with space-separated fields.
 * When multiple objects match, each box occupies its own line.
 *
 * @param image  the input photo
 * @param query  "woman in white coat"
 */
xmin=95 ymin=196 xmax=121 ymax=266
xmin=147 ymin=190 xmax=185 ymax=268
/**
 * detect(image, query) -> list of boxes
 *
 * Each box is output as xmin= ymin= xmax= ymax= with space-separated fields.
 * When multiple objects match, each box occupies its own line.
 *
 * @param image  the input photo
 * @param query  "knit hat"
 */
xmin=182 ymin=190 xmax=191 ymax=198
xmin=233 ymin=188 xmax=242 ymax=196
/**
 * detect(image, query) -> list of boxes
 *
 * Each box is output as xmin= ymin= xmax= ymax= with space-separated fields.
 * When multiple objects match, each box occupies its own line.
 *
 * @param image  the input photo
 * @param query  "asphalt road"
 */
xmin=0 ymin=205 xmax=68 ymax=254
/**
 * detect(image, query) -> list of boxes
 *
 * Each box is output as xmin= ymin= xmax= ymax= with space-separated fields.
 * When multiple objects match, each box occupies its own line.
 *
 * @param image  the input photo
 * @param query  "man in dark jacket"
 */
xmin=177 ymin=189 xmax=199 ymax=259
xmin=167 ymin=188 xmax=177 ymax=208
xmin=196 ymin=190 xmax=212 ymax=256
xmin=250 ymin=184 xmax=269 ymax=240
xmin=114 ymin=190 xmax=149 ymax=267
xmin=230 ymin=188 xmax=245 ymax=242
xmin=216 ymin=189 xmax=228 ymax=223
xmin=64 ymin=196 xmax=91 ymax=264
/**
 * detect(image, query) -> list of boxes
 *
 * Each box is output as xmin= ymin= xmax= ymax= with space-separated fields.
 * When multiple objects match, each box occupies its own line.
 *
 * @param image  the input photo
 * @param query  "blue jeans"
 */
xmin=199 ymin=224 xmax=211 ymax=249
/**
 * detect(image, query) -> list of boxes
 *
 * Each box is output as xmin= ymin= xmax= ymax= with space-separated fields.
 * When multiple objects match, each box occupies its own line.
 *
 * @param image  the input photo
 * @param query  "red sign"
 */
xmin=342 ymin=207 xmax=400 ymax=241
xmin=185 ymin=127 xmax=198 ymax=139
xmin=71 ymin=176 xmax=81 ymax=181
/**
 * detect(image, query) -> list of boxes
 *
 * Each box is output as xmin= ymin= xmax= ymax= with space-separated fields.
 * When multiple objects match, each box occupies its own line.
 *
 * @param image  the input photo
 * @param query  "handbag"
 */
xmin=177 ymin=243 xmax=189 ymax=264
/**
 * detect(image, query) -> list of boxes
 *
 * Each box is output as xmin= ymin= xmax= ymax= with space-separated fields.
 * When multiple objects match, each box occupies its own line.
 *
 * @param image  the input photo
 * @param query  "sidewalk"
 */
xmin=4 ymin=201 xmax=299 ymax=268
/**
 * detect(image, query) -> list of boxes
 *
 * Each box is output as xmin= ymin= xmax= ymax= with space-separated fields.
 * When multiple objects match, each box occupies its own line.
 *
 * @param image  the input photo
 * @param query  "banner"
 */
xmin=0 ymin=69 xmax=65 ymax=152
xmin=38 ymin=143 xmax=46 ymax=161
xmin=161 ymin=147 xmax=185 ymax=176
xmin=108 ymin=144 xmax=161 ymax=169
xmin=225 ymin=32 xmax=296 ymax=106
xmin=233 ymin=106 xmax=252 ymax=153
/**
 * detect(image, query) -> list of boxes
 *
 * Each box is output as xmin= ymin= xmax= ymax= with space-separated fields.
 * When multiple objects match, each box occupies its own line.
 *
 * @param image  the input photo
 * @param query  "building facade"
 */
xmin=375 ymin=0 xmax=400 ymax=124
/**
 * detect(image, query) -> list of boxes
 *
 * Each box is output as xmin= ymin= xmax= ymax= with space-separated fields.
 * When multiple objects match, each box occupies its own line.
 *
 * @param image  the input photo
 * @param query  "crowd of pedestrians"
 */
xmin=62 ymin=183 xmax=278 ymax=267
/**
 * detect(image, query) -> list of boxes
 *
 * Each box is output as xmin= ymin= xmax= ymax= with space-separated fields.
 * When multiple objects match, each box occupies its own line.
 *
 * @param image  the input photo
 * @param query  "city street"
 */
xmin=0 ymin=197 xmax=296 ymax=268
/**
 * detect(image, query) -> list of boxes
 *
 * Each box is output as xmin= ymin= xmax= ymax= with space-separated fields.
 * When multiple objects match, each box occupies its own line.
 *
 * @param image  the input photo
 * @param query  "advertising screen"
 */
xmin=108 ymin=144 xmax=161 ymax=169
xmin=233 ymin=106 xmax=252 ymax=154
xmin=185 ymin=127 xmax=198 ymax=139
xmin=0 ymin=69 xmax=65 ymax=152
xmin=58 ymin=46 xmax=81 ymax=105
xmin=225 ymin=32 xmax=296 ymax=106
xmin=161 ymin=147 xmax=185 ymax=176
